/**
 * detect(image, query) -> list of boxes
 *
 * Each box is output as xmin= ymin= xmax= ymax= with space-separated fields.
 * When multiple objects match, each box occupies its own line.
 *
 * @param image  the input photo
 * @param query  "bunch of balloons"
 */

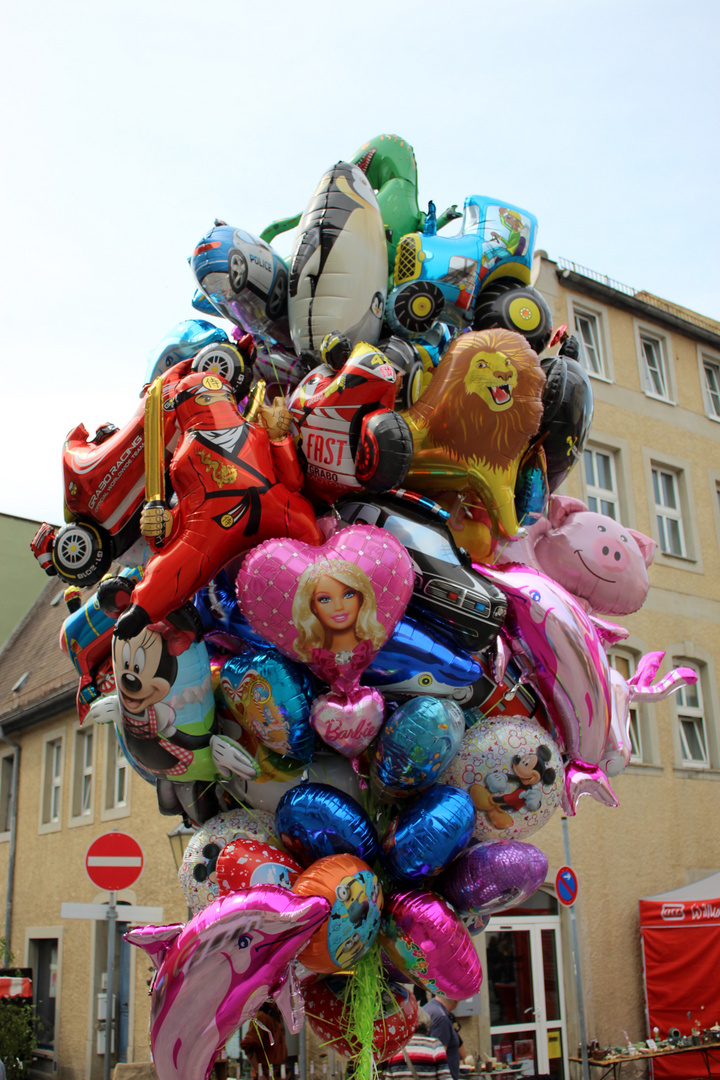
xmin=34 ymin=134 xmax=700 ymax=1080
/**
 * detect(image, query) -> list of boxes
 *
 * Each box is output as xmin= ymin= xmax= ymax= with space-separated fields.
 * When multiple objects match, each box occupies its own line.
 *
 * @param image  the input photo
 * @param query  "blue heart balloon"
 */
xmin=371 ymin=697 xmax=465 ymax=802
xmin=275 ymin=783 xmax=378 ymax=868
xmin=220 ymin=648 xmax=315 ymax=762
xmin=380 ymin=784 xmax=476 ymax=883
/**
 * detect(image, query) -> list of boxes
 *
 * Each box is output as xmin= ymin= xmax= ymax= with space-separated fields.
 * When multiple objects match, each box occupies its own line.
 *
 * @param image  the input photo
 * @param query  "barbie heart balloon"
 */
xmin=237 ymin=525 xmax=414 ymax=756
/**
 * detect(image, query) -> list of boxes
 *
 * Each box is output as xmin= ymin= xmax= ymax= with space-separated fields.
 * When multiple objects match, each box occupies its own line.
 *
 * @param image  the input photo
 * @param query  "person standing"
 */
xmin=384 ymin=1009 xmax=452 ymax=1080
xmin=424 ymin=996 xmax=462 ymax=1080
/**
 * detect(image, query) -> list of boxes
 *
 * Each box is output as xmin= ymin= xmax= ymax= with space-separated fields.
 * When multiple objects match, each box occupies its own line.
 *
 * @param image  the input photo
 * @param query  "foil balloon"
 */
xmin=441 ymin=716 xmax=563 ymax=842
xmin=366 ymin=612 xmax=483 ymax=703
xmin=196 ymin=570 xmax=269 ymax=653
xmin=477 ymin=563 xmax=614 ymax=812
xmin=112 ymin=368 xmax=323 ymax=639
xmin=109 ymin=623 xmax=217 ymax=783
xmin=288 ymin=161 xmax=387 ymax=354
xmin=499 ymin=494 xmax=657 ymax=617
xmin=437 ymin=840 xmax=548 ymax=917
xmin=379 ymin=890 xmax=482 ymax=999
xmin=380 ymin=786 xmax=476 ymax=883
xmin=236 ymin=525 xmax=414 ymax=757
xmin=275 ymin=783 xmax=379 ymax=868
xmin=126 ymin=886 xmax=330 ymax=1080
xmin=215 ymin=838 xmax=302 ymax=896
xmin=179 ymin=807 xmax=278 ymax=915
xmin=399 ymin=328 xmax=546 ymax=552
xmin=370 ymin=697 xmax=466 ymax=801
xmin=143 ymin=319 xmax=229 ymax=386
xmin=303 ymin=975 xmax=418 ymax=1060
xmin=293 ymin=854 xmax=383 ymax=973
xmin=190 ymin=223 xmax=291 ymax=344
xmin=220 ymin=648 xmax=315 ymax=762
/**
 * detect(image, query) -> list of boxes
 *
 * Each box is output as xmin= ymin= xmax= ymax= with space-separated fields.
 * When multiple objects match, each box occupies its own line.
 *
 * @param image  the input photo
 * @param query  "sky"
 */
xmin=2 ymin=0 xmax=719 ymax=526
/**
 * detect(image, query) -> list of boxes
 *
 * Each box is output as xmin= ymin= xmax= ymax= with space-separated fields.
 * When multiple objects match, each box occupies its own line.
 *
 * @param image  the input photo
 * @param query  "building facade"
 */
xmin=2 ymin=257 xmax=719 ymax=1080
xmin=466 ymin=255 xmax=720 ymax=1074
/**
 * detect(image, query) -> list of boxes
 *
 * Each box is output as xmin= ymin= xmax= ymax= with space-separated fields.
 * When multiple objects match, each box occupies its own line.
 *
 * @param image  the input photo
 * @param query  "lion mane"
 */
xmin=405 ymin=328 xmax=546 ymax=467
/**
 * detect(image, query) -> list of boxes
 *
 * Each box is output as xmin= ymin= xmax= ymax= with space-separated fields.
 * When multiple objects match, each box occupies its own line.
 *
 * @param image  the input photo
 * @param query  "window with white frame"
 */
xmin=674 ymin=664 xmax=708 ymax=767
xmin=41 ymin=738 xmax=63 ymax=827
xmin=71 ymin=727 xmax=93 ymax=819
xmin=652 ymin=466 xmax=686 ymax=557
xmin=105 ymin=728 xmax=129 ymax=812
xmin=608 ymin=651 xmax=642 ymax=763
xmin=584 ymin=447 xmax=619 ymax=518
xmin=703 ymin=357 xmax=720 ymax=419
xmin=0 ymin=753 xmax=14 ymax=834
xmin=640 ymin=334 xmax=670 ymax=400
xmin=574 ymin=309 xmax=606 ymax=378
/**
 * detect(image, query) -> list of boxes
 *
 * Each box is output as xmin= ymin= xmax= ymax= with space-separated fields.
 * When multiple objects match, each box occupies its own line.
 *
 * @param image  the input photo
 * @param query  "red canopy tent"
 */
xmin=639 ymin=872 xmax=720 ymax=1079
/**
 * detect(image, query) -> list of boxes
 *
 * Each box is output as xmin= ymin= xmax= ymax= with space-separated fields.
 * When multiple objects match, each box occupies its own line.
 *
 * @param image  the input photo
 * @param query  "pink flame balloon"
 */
xmin=126 ymin=885 xmax=330 ymax=1080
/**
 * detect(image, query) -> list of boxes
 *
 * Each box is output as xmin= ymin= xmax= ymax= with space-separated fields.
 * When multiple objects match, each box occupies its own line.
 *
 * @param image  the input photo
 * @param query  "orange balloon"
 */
xmin=293 ymin=854 xmax=382 ymax=973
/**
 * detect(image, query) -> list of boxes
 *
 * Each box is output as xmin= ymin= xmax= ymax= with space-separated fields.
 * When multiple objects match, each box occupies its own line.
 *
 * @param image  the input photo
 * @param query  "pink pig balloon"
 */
xmin=126 ymin=886 xmax=330 ymax=1080
xmin=236 ymin=526 xmax=414 ymax=757
xmin=499 ymin=495 xmax=656 ymax=617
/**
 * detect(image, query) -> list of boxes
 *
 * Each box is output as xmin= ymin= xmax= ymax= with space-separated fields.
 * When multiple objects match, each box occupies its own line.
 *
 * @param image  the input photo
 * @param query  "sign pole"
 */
xmin=562 ymin=817 xmax=589 ymax=1080
xmin=104 ymin=889 xmax=117 ymax=1080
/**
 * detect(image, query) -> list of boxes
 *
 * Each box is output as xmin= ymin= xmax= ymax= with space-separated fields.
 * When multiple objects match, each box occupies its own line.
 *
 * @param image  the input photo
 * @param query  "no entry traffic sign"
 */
xmin=556 ymin=865 xmax=579 ymax=906
xmin=86 ymin=832 xmax=144 ymax=892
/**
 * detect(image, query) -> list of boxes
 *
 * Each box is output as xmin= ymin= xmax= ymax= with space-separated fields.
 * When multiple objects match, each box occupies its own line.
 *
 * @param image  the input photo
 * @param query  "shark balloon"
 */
xmin=126 ymin=886 xmax=330 ymax=1080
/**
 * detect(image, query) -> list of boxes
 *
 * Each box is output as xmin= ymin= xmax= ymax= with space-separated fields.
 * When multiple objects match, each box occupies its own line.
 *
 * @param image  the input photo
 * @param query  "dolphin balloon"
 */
xmin=126 ymin=886 xmax=330 ymax=1080
xmin=479 ymin=562 xmax=614 ymax=813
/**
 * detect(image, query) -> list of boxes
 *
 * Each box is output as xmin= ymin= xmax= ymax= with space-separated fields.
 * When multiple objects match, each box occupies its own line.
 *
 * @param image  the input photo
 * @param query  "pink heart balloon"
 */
xmin=311 ymin=686 xmax=385 ymax=758
xmin=236 ymin=525 xmax=414 ymax=755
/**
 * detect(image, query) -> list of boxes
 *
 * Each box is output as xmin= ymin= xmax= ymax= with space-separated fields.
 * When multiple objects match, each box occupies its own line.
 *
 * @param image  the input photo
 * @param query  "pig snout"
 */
xmin=591 ymin=532 xmax=630 ymax=572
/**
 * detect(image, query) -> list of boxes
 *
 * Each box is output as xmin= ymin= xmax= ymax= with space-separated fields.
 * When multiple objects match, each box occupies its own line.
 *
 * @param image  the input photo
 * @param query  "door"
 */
xmin=485 ymin=914 xmax=568 ymax=1080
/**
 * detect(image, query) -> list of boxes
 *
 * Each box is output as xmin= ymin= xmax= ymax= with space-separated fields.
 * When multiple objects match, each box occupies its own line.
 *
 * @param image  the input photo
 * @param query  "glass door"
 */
xmin=485 ymin=915 xmax=568 ymax=1080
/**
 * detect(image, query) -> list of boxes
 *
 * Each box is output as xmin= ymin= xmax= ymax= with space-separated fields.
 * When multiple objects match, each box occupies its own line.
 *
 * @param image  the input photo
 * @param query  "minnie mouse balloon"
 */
xmin=237 ymin=526 xmax=414 ymax=757
xmin=441 ymin=715 xmax=563 ymax=841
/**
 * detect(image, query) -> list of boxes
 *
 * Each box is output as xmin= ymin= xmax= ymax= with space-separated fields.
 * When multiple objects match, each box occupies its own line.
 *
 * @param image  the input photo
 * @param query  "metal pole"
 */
xmin=105 ymin=891 xmax=117 ymax=1080
xmin=562 ymin=817 xmax=589 ymax=1080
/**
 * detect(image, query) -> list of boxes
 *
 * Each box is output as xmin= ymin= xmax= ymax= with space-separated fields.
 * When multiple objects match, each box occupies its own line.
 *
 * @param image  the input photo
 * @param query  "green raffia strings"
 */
xmin=342 ymin=943 xmax=389 ymax=1080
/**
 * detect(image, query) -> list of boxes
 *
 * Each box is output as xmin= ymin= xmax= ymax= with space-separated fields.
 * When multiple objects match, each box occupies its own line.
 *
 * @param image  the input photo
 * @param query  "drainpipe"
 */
xmin=0 ymin=724 xmax=20 ymax=957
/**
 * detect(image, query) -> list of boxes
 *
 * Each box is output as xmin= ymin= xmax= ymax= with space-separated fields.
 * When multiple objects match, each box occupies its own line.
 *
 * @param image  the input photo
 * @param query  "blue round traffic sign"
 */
xmin=556 ymin=865 xmax=578 ymax=906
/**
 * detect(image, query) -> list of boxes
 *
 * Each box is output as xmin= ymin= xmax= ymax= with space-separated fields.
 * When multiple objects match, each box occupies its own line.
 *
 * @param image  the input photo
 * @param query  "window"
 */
xmin=41 ymin=738 xmax=63 ymax=828
xmin=608 ymin=652 xmax=643 ymax=763
xmin=0 ymin=753 xmax=14 ymax=834
xmin=105 ymin=728 xmax=129 ymax=813
xmin=640 ymin=334 xmax=670 ymax=400
xmin=71 ymin=727 xmax=94 ymax=819
xmin=703 ymin=358 xmax=720 ymax=419
xmin=584 ymin=447 xmax=619 ymax=518
xmin=652 ymin=467 xmax=686 ymax=557
xmin=574 ymin=310 xmax=606 ymax=378
xmin=675 ymin=665 xmax=708 ymax=767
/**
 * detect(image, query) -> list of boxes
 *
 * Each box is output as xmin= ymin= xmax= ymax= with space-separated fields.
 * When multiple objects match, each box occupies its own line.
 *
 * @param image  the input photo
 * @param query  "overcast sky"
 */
xmin=2 ymin=0 xmax=718 ymax=525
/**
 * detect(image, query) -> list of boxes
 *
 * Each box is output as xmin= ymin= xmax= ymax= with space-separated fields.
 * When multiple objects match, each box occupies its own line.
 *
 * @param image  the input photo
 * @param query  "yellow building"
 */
xmin=2 ymin=257 xmax=720 ymax=1080
xmin=466 ymin=255 xmax=720 ymax=1076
